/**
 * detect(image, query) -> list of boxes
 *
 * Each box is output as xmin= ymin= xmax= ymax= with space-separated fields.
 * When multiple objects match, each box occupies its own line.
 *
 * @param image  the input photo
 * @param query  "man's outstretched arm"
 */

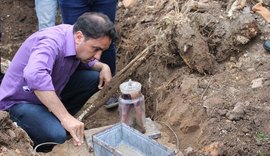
xmin=34 ymin=90 xmax=84 ymax=146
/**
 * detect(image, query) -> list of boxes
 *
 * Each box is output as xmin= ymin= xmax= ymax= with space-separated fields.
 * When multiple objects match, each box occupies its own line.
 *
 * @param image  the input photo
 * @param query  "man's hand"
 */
xmin=91 ymin=61 xmax=112 ymax=89
xmin=98 ymin=63 xmax=112 ymax=89
xmin=61 ymin=115 xmax=84 ymax=146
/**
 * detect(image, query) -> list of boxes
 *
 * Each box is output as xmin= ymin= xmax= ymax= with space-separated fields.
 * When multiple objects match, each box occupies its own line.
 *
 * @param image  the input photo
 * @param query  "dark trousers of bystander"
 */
xmin=59 ymin=0 xmax=117 ymax=75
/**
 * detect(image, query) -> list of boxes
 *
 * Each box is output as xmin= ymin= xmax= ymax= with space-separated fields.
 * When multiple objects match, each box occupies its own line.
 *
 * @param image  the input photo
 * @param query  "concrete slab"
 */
xmin=144 ymin=117 xmax=161 ymax=139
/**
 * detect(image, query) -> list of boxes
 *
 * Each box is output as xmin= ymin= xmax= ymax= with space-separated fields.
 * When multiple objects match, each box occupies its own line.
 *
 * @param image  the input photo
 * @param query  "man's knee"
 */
xmin=44 ymin=128 xmax=67 ymax=143
xmin=81 ymin=70 xmax=99 ymax=88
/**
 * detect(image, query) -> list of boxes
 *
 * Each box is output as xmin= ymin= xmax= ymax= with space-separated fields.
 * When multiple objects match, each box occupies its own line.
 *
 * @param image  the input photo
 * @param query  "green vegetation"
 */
xmin=255 ymin=132 xmax=269 ymax=142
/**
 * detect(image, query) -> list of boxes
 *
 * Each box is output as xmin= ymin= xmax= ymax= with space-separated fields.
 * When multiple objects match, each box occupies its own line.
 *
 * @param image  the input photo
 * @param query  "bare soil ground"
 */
xmin=1 ymin=0 xmax=270 ymax=155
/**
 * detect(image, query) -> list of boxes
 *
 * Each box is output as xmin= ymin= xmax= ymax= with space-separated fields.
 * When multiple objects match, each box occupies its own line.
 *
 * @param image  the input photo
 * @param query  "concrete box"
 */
xmin=92 ymin=123 xmax=175 ymax=156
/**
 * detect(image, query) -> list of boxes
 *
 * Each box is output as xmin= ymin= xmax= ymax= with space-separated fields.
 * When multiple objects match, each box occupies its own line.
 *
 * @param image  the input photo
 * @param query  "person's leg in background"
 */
xmin=35 ymin=0 xmax=58 ymax=30
xmin=58 ymin=0 xmax=117 ymax=75
xmin=8 ymin=103 xmax=67 ymax=152
xmin=58 ymin=0 xmax=89 ymax=25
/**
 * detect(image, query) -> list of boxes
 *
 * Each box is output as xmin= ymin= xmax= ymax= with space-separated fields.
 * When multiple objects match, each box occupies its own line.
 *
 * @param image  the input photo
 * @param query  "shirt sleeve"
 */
xmin=78 ymin=59 xmax=97 ymax=69
xmin=23 ymin=38 xmax=58 ymax=91
xmin=88 ymin=59 xmax=97 ymax=67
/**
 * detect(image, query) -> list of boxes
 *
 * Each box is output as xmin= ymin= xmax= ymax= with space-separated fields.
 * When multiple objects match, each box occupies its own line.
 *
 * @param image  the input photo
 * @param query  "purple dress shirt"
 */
xmin=0 ymin=24 xmax=96 ymax=110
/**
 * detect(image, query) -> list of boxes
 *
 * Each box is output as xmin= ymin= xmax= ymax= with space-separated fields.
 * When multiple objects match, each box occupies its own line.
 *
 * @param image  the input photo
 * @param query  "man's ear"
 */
xmin=74 ymin=31 xmax=84 ymax=45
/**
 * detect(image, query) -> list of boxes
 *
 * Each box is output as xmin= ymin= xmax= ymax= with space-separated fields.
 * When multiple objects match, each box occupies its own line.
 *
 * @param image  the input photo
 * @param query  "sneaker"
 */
xmin=263 ymin=40 xmax=270 ymax=52
xmin=104 ymin=96 xmax=119 ymax=109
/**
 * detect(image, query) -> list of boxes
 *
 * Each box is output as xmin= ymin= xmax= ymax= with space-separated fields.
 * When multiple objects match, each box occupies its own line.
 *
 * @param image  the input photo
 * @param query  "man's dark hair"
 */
xmin=73 ymin=12 xmax=116 ymax=41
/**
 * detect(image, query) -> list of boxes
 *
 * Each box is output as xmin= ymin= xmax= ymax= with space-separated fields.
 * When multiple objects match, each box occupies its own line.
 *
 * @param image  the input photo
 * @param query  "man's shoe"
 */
xmin=263 ymin=40 xmax=270 ymax=52
xmin=105 ymin=96 xmax=119 ymax=109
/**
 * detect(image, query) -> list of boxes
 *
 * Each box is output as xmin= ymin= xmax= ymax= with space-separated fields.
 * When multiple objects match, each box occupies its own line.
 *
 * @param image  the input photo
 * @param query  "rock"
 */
xmin=180 ymin=122 xmax=200 ymax=134
xmin=180 ymin=77 xmax=199 ymax=95
xmin=184 ymin=146 xmax=194 ymax=155
xmin=1 ymin=57 xmax=11 ymax=73
xmin=236 ymin=35 xmax=250 ymax=44
xmin=15 ymin=149 xmax=21 ymax=154
xmin=251 ymin=78 xmax=264 ymax=89
xmin=0 ymin=110 xmax=9 ymax=121
xmin=218 ymin=109 xmax=227 ymax=116
xmin=198 ymin=79 xmax=209 ymax=89
xmin=200 ymin=142 xmax=226 ymax=156
xmin=209 ymin=117 xmax=218 ymax=123
xmin=203 ymin=97 xmax=226 ymax=109
xmin=203 ymin=97 xmax=227 ymax=117
xmin=122 ymin=0 xmax=137 ymax=8
xmin=7 ymin=129 xmax=16 ymax=139
xmin=242 ymin=127 xmax=249 ymax=133
xmin=1 ymin=146 xmax=8 ymax=152
xmin=253 ymin=118 xmax=261 ymax=126
xmin=226 ymin=102 xmax=245 ymax=121
xmin=263 ymin=79 xmax=270 ymax=86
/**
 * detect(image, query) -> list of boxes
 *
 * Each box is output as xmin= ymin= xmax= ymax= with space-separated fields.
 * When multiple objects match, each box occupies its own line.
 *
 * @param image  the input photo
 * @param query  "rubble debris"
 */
xmin=0 ymin=111 xmax=35 ymax=156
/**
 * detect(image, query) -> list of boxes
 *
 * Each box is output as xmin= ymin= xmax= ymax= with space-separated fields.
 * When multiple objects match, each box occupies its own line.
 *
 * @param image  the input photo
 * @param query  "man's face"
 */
xmin=74 ymin=31 xmax=111 ymax=63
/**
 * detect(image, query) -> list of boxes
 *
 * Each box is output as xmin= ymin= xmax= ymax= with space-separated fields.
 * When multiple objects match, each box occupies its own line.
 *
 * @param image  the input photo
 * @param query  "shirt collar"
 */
xmin=64 ymin=25 xmax=76 ymax=57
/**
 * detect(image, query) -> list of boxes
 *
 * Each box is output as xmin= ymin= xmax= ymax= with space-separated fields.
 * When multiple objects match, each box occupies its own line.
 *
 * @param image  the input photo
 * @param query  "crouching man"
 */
xmin=0 ymin=12 xmax=116 ymax=152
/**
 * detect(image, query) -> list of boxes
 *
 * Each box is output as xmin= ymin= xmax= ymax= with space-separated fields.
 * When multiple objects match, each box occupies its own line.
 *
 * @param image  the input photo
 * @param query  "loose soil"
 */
xmin=1 ymin=0 xmax=270 ymax=155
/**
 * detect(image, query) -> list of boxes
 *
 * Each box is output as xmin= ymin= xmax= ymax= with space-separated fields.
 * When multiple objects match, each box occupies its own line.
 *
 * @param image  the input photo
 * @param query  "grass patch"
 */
xmin=255 ymin=132 xmax=269 ymax=142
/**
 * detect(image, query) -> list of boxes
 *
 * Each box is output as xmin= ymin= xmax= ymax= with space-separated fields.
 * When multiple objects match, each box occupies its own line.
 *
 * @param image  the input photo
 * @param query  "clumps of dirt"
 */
xmin=189 ymin=11 xmax=258 ymax=62
xmin=114 ymin=0 xmax=260 ymax=118
xmin=0 ymin=0 xmax=37 ymax=60
xmin=0 ymin=111 xmax=35 ymax=155
xmin=117 ymin=0 xmax=258 ymax=76
xmin=111 ymin=0 xmax=270 ymax=155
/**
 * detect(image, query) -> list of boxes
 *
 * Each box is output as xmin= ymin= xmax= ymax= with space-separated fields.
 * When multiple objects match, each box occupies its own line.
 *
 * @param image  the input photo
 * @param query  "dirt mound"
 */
xmin=0 ymin=111 xmax=35 ymax=155
xmin=0 ymin=0 xmax=37 ymax=60
xmin=94 ymin=0 xmax=270 ymax=155
xmin=1 ymin=0 xmax=270 ymax=155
